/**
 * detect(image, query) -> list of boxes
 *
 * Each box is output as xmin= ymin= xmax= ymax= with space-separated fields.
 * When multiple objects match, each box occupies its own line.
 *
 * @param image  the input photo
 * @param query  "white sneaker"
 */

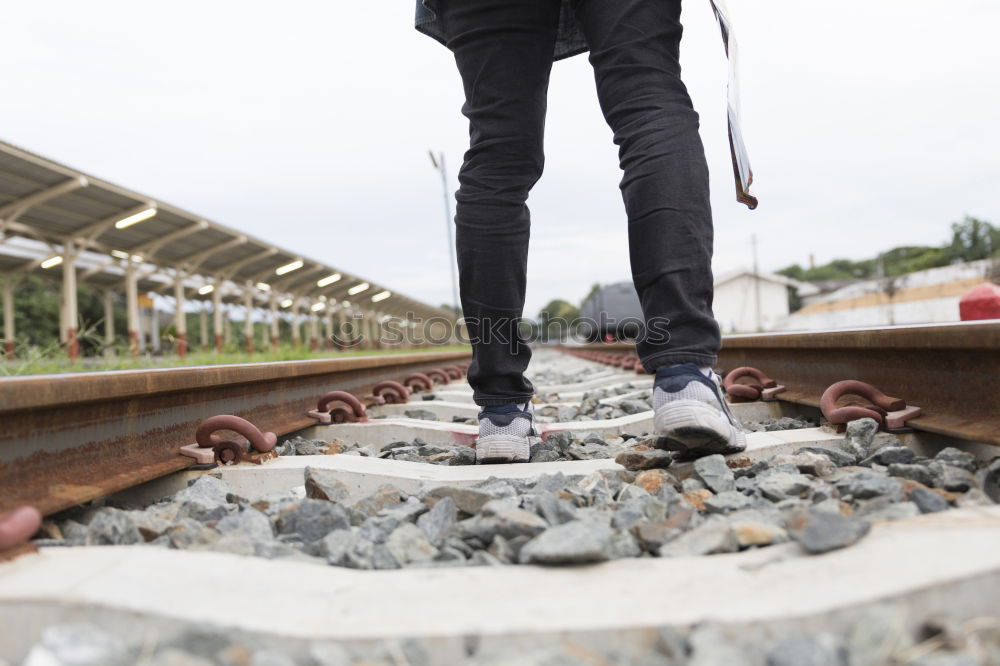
xmin=652 ymin=363 xmax=747 ymax=460
xmin=475 ymin=403 xmax=535 ymax=464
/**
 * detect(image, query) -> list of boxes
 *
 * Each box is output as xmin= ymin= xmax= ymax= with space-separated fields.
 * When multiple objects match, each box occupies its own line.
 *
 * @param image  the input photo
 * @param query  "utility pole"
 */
xmin=751 ymin=233 xmax=762 ymax=332
xmin=429 ymin=150 xmax=460 ymax=315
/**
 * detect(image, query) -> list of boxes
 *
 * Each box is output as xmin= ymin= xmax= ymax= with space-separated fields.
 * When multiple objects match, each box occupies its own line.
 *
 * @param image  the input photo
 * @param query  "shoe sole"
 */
xmin=476 ymin=436 xmax=530 ymax=464
xmin=653 ymin=399 xmax=746 ymax=460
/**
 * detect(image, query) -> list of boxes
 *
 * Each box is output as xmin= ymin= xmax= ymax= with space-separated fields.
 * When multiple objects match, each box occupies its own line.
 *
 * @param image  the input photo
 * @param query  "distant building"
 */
xmin=799 ymin=280 xmax=858 ymax=307
xmin=778 ymin=259 xmax=997 ymax=330
xmin=713 ymin=268 xmax=817 ymax=333
xmin=578 ymin=271 xmax=815 ymax=337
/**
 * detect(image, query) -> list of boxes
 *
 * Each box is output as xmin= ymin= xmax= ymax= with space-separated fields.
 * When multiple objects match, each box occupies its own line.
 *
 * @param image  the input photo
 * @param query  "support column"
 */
xmin=361 ymin=312 xmax=373 ymax=350
xmin=199 ymin=304 xmax=209 ymax=350
xmin=309 ymin=309 xmax=319 ymax=351
xmin=126 ymin=261 xmax=140 ymax=357
xmin=2 ymin=278 xmax=14 ymax=360
xmin=336 ymin=308 xmax=348 ymax=350
xmin=212 ymin=287 xmax=223 ymax=353
xmin=355 ymin=312 xmax=366 ymax=349
xmin=58 ymin=289 xmax=67 ymax=344
xmin=350 ymin=312 xmax=362 ymax=349
xmin=324 ymin=310 xmax=334 ymax=350
xmin=174 ymin=278 xmax=187 ymax=357
xmin=223 ymin=305 xmax=232 ymax=347
xmin=103 ymin=290 xmax=115 ymax=357
xmin=269 ymin=294 xmax=279 ymax=348
xmin=291 ymin=302 xmax=301 ymax=348
xmin=150 ymin=302 xmax=161 ymax=353
xmin=368 ymin=312 xmax=381 ymax=350
xmin=413 ymin=320 xmax=425 ymax=348
xmin=244 ymin=289 xmax=254 ymax=354
xmin=62 ymin=245 xmax=79 ymax=361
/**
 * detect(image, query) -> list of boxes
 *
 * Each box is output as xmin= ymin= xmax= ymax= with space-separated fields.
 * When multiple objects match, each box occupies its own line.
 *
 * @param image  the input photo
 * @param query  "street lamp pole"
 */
xmin=429 ymin=150 xmax=460 ymax=315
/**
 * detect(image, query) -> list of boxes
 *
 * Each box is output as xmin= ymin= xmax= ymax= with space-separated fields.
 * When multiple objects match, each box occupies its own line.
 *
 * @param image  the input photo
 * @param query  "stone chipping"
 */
xmin=47 ymin=422 xmax=996 ymax=577
xmin=337 ymin=418 xmax=815 ymax=467
xmin=19 ymin=604 xmax=1000 ymax=666
xmin=22 ymin=351 xmax=1000 ymax=665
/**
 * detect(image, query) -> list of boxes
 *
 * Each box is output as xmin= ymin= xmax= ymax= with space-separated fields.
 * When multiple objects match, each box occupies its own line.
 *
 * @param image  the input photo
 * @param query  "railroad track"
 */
xmin=0 ymin=350 xmax=471 ymax=517
xmin=572 ymin=321 xmax=1000 ymax=446
xmin=1 ymin=323 xmax=1000 ymax=664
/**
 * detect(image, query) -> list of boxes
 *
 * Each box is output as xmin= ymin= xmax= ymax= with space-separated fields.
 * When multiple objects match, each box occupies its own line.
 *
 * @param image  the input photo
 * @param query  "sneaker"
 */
xmin=476 ymin=403 xmax=535 ymax=464
xmin=652 ymin=363 xmax=747 ymax=459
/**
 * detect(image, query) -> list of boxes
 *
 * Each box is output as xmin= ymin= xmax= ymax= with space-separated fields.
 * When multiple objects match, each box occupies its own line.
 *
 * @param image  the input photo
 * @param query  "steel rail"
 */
xmin=0 ymin=350 xmax=469 ymax=516
xmin=568 ymin=322 xmax=1000 ymax=447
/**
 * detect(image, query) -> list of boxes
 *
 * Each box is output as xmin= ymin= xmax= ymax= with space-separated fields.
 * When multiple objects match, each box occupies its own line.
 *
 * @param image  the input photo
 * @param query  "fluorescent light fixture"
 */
xmin=340 ymin=300 xmax=351 ymax=308
xmin=371 ymin=290 xmax=391 ymax=303
xmin=114 ymin=206 xmax=157 ymax=229
xmin=41 ymin=255 xmax=63 ymax=269
xmin=318 ymin=295 xmax=327 ymax=302
xmin=198 ymin=285 xmax=214 ymax=295
xmin=110 ymin=250 xmax=130 ymax=259
xmin=347 ymin=282 xmax=370 ymax=296
xmin=316 ymin=273 xmax=341 ymax=287
xmin=275 ymin=259 xmax=304 ymax=276
xmin=130 ymin=255 xmax=143 ymax=263
xmin=310 ymin=302 xmax=325 ymax=312
xmin=255 ymin=282 xmax=270 ymax=291
xmin=280 ymin=298 xmax=294 ymax=308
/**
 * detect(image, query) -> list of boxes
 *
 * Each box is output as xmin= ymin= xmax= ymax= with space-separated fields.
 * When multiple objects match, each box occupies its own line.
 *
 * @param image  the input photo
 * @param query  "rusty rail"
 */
xmin=0 ymin=351 xmax=469 ymax=516
xmin=566 ymin=322 xmax=1000 ymax=447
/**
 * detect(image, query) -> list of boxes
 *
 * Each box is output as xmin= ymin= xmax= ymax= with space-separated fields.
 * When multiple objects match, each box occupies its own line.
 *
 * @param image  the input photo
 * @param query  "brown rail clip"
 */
xmin=187 ymin=414 xmax=279 ymax=465
xmin=426 ymin=368 xmax=450 ymax=384
xmin=373 ymin=380 xmax=410 ymax=404
xmin=361 ymin=394 xmax=386 ymax=408
xmin=404 ymin=372 xmax=433 ymax=393
xmin=723 ymin=367 xmax=784 ymax=402
xmin=194 ymin=414 xmax=278 ymax=465
xmin=820 ymin=380 xmax=921 ymax=430
xmin=308 ymin=391 xmax=367 ymax=425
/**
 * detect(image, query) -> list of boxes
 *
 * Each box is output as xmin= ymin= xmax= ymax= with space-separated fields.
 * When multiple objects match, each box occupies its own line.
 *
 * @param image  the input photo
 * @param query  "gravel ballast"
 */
xmin=47 ymin=420 xmax=995 ymax=574
xmin=21 ymin=349 xmax=1000 ymax=665
xmin=19 ymin=605 xmax=1000 ymax=666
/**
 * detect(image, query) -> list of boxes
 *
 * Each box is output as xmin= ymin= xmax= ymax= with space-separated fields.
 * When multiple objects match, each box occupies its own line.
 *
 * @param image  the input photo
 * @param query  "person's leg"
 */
xmin=574 ymin=0 xmax=744 ymax=458
xmin=572 ymin=0 xmax=720 ymax=372
xmin=435 ymin=0 xmax=560 ymax=407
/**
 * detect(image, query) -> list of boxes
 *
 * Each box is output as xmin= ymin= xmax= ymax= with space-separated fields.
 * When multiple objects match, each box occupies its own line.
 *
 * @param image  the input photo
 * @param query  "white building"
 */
xmin=777 ymin=259 xmax=996 ymax=331
xmin=713 ymin=269 xmax=817 ymax=333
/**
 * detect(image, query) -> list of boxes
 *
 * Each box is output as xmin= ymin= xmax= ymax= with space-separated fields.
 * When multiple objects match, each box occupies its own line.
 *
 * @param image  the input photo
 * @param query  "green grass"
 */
xmin=1 ymin=343 xmax=470 ymax=377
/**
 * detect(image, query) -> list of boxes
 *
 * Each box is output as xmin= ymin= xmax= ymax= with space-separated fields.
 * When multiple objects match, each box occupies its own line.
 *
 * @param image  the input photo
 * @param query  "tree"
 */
xmin=537 ymin=299 xmax=581 ymax=342
xmin=538 ymin=299 xmax=580 ymax=323
xmin=776 ymin=264 xmax=806 ymax=281
xmin=580 ymin=283 xmax=601 ymax=308
xmin=777 ymin=216 xmax=998 ymax=285
xmin=12 ymin=276 xmax=60 ymax=347
xmin=948 ymin=216 xmax=997 ymax=263
xmin=7 ymin=276 xmax=128 ymax=355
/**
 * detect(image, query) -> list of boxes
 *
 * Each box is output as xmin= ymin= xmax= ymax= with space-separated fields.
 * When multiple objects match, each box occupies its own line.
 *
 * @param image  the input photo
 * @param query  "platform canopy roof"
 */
xmin=0 ymin=140 xmax=453 ymax=320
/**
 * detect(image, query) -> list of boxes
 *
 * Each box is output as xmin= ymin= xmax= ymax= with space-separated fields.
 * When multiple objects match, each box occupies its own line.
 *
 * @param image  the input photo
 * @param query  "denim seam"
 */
xmin=643 ymin=350 xmax=717 ymax=372
xmin=474 ymin=393 xmax=535 ymax=407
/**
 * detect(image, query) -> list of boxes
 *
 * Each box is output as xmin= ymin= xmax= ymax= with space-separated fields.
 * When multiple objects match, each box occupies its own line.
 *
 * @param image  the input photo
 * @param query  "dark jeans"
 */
xmin=439 ymin=0 xmax=721 ymax=406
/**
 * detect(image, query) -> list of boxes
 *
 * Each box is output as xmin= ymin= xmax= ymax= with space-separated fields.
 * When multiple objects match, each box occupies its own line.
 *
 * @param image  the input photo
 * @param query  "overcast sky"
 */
xmin=2 ymin=1 xmax=997 ymax=317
